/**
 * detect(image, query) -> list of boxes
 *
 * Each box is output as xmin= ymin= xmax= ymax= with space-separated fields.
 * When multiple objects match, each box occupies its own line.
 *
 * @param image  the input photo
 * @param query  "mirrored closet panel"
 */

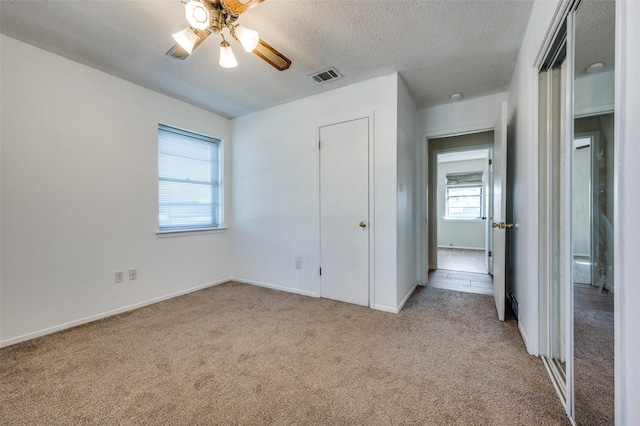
xmin=538 ymin=0 xmax=615 ymax=422
xmin=573 ymin=0 xmax=615 ymax=424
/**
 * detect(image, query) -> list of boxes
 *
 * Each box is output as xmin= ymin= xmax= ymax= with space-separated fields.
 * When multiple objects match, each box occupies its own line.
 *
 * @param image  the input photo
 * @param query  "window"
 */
xmin=446 ymin=186 xmax=483 ymax=219
xmin=445 ymin=171 xmax=483 ymax=219
xmin=158 ymin=124 xmax=221 ymax=231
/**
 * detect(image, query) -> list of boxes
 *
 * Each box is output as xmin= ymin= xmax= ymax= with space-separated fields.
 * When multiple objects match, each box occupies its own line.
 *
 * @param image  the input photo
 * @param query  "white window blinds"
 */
xmin=158 ymin=124 xmax=221 ymax=231
xmin=445 ymin=171 xmax=483 ymax=186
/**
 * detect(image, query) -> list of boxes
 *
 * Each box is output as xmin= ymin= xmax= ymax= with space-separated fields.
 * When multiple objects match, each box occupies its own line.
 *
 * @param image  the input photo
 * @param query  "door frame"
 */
xmin=316 ymin=111 xmax=375 ymax=307
xmin=420 ymin=125 xmax=495 ymax=285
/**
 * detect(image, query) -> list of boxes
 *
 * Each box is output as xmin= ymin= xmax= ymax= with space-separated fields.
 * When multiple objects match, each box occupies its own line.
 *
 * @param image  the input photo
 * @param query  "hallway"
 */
xmin=429 ymin=248 xmax=493 ymax=295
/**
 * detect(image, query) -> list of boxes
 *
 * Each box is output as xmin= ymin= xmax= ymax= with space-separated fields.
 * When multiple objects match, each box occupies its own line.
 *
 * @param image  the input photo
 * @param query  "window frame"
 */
xmin=157 ymin=123 xmax=224 ymax=234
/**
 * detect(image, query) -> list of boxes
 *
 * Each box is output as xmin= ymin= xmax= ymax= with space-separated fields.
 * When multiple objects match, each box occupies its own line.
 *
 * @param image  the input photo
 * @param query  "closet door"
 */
xmin=319 ymin=117 xmax=369 ymax=306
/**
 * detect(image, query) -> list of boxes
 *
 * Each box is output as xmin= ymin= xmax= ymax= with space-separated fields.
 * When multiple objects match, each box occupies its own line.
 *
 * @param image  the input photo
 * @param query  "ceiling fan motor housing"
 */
xmin=190 ymin=0 xmax=240 ymax=34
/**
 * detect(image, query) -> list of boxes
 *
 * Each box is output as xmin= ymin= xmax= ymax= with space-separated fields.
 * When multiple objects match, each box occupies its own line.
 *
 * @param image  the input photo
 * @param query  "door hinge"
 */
xmin=488 ymin=251 xmax=492 ymax=257
xmin=488 ymin=158 xmax=493 ymax=165
xmin=319 ymin=140 xmax=321 ymax=149
xmin=319 ymin=267 xmax=322 ymax=276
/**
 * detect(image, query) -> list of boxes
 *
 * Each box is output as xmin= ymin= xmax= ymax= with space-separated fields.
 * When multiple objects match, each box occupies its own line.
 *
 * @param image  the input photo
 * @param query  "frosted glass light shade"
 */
xmin=172 ymin=27 xmax=199 ymax=54
xmin=235 ymin=25 xmax=259 ymax=52
xmin=219 ymin=41 xmax=238 ymax=68
xmin=185 ymin=0 xmax=210 ymax=30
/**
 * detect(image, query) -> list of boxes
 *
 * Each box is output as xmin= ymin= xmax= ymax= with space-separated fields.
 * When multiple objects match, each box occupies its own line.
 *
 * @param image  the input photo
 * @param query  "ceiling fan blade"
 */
xmin=221 ymin=0 xmax=264 ymax=15
xmin=166 ymin=43 xmax=191 ymax=60
xmin=166 ymin=29 xmax=210 ymax=60
xmin=252 ymin=39 xmax=291 ymax=71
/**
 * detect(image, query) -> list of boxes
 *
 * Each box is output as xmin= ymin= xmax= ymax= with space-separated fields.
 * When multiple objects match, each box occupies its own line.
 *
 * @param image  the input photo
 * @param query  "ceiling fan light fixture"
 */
xmin=221 ymin=0 xmax=265 ymax=15
xmin=233 ymin=25 xmax=260 ymax=52
xmin=167 ymin=0 xmax=291 ymax=71
xmin=219 ymin=39 xmax=238 ymax=68
xmin=172 ymin=27 xmax=199 ymax=54
xmin=185 ymin=0 xmax=210 ymax=31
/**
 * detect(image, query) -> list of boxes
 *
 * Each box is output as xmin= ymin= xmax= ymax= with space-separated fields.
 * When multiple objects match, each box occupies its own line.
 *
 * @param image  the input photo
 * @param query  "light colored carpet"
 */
xmin=1 ymin=282 xmax=569 ymax=425
xmin=574 ymin=308 xmax=614 ymax=425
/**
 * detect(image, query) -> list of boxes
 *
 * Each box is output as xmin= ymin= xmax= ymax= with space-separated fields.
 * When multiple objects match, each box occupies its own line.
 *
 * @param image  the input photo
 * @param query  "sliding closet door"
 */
xmin=538 ymin=14 xmax=573 ymax=415
xmin=573 ymin=0 xmax=615 ymax=423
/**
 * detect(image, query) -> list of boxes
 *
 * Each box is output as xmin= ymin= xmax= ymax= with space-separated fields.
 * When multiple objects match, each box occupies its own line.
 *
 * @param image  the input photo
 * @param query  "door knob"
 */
xmin=492 ymin=222 xmax=501 ymax=228
xmin=359 ymin=221 xmax=367 ymax=228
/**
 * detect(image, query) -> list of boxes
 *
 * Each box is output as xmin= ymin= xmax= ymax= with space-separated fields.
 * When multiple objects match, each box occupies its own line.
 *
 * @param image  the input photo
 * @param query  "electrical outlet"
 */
xmin=115 ymin=271 xmax=124 ymax=284
xmin=295 ymin=258 xmax=302 ymax=269
xmin=128 ymin=268 xmax=138 ymax=281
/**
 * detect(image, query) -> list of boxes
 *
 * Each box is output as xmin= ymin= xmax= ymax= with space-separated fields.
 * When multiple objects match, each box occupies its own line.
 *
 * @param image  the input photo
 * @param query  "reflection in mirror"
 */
xmin=573 ymin=0 xmax=615 ymax=424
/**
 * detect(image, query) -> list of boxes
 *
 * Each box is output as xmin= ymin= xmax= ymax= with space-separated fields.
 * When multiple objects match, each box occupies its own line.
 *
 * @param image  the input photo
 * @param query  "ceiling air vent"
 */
xmin=309 ymin=67 xmax=342 ymax=84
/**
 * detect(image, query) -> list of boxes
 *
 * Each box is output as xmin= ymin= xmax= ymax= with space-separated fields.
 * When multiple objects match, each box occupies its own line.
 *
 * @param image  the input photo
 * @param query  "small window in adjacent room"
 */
xmin=158 ymin=124 xmax=221 ymax=231
xmin=445 ymin=171 xmax=483 ymax=219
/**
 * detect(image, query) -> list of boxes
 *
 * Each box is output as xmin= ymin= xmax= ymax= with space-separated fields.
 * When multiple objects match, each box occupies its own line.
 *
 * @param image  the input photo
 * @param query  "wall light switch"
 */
xmin=295 ymin=258 xmax=302 ymax=269
xmin=115 ymin=271 xmax=124 ymax=284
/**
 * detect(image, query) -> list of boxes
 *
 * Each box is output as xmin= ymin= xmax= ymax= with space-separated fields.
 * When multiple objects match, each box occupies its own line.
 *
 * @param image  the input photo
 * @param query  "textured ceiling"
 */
xmin=574 ymin=0 xmax=615 ymax=76
xmin=0 ymin=0 xmax=538 ymax=118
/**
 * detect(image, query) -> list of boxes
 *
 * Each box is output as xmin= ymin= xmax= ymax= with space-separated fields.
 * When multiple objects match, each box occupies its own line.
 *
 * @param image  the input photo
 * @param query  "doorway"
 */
xmin=319 ymin=117 xmax=370 ymax=306
xmin=425 ymin=132 xmax=494 ymax=296
xmin=436 ymin=149 xmax=490 ymax=274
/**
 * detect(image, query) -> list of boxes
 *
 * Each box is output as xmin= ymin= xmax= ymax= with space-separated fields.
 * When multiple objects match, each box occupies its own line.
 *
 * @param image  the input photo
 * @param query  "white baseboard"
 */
xmin=233 ymin=277 xmax=319 ymax=298
xmin=372 ymin=285 xmax=418 ymax=314
xmin=373 ymin=304 xmax=400 ymax=314
xmin=238 ymin=278 xmax=416 ymax=314
xmin=0 ymin=278 xmax=230 ymax=348
xmin=518 ymin=320 xmax=535 ymax=355
xmin=437 ymin=245 xmax=485 ymax=251
xmin=397 ymin=284 xmax=418 ymax=312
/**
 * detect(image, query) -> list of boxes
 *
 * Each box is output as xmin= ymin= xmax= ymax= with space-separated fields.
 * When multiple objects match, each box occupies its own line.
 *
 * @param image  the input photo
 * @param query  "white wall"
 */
xmin=0 ymin=35 xmax=233 ymax=346
xmin=231 ymin=73 xmax=404 ymax=312
xmin=437 ymin=159 xmax=486 ymax=249
xmin=418 ymin=92 xmax=508 ymax=138
xmin=506 ymin=0 xmax=563 ymax=354
xmin=575 ymin=70 xmax=615 ymax=116
xmin=615 ymin=0 xmax=640 ymax=422
xmin=396 ymin=76 xmax=419 ymax=307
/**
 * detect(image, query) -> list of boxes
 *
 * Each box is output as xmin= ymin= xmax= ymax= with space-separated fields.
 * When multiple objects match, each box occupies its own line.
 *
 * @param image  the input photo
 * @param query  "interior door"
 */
xmin=319 ymin=117 xmax=369 ymax=306
xmin=492 ymin=101 xmax=508 ymax=321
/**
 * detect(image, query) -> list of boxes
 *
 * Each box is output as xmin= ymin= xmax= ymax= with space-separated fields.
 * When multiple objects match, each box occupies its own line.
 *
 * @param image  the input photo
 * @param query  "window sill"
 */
xmin=443 ymin=218 xmax=484 ymax=223
xmin=156 ymin=227 xmax=228 ymax=238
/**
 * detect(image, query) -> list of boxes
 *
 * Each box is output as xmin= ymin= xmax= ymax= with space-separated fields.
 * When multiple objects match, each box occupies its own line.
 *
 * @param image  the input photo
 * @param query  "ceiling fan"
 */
xmin=166 ymin=0 xmax=291 ymax=71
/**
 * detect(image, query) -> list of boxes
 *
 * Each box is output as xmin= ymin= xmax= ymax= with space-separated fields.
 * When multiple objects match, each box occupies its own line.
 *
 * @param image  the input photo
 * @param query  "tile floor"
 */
xmin=428 ymin=269 xmax=493 ymax=295
xmin=430 ymin=248 xmax=493 ymax=295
